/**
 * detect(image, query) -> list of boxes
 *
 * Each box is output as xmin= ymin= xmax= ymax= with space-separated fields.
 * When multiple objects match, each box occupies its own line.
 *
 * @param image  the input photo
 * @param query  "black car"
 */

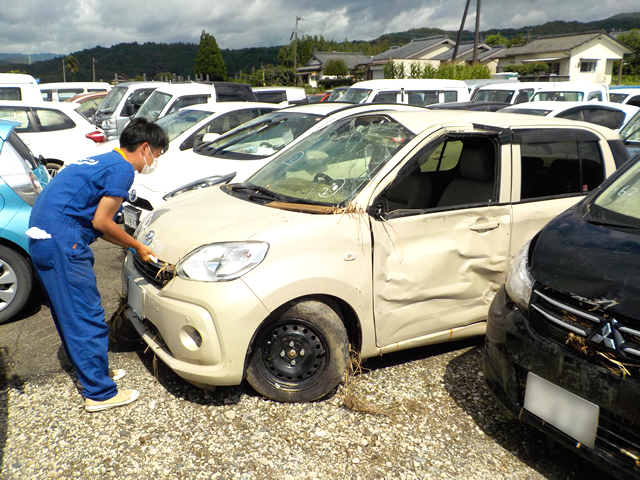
xmin=484 ymin=153 xmax=640 ymax=480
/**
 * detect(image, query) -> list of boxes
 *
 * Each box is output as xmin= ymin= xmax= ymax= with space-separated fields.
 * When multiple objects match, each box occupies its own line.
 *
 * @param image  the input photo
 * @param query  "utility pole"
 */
xmin=92 ymin=58 xmax=97 ymax=82
xmin=62 ymin=57 xmax=66 ymax=82
xmin=452 ymin=0 xmax=472 ymax=63
xmin=293 ymin=16 xmax=303 ymax=86
xmin=473 ymin=0 xmax=481 ymax=63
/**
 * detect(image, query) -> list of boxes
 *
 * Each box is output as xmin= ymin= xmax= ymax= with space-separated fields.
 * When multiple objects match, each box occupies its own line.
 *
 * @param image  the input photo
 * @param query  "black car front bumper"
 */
xmin=484 ymin=286 xmax=640 ymax=480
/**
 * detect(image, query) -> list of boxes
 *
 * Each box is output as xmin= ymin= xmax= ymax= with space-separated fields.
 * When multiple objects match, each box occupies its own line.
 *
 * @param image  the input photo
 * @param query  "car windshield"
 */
xmin=135 ymin=91 xmax=171 ymax=122
xmin=326 ymin=88 xmax=348 ymax=102
xmin=240 ymin=114 xmax=415 ymax=208
xmin=590 ymin=158 xmax=640 ymax=225
xmin=340 ymin=88 xmax=371 ymax=104
xmin=500 ymin=108 xmax=552 ymax=116
xmin=194 ymin=111 xmax=326 ymax=160
xmin=96 ymin=87 xmax=126 ymax=114
xmin=473 ymin=90 xmax=514 ymax=103
xmin=532 ymin=91 xmax=584 ymax=102
xmin=620 ymin=111 xmax=640 ymax=144
xmin=155 ymin=109 xmax=213 ymax=142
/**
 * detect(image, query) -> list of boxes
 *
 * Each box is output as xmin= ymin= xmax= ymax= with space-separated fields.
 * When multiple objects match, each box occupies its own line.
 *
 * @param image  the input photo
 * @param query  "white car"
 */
xmin=0 ymin=100 xmax=105 ymax=176
xmin=609 ymin=87 xmax=640 ymax=107
xmin=122 ymin=102 xmax=427 ymax=233
xmin=499 ymin=101 xmax=640 ymax=131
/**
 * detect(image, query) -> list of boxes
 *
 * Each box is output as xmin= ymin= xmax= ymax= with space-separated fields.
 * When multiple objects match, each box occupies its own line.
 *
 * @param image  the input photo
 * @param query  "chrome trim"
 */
xmin=531 ymin=304 xmax=587 ymax=335
xmin=619 ymin=326 xmax=640 ymax=337
xmin=535 ymin=290 xmax=601 ymax=323
xmin=623 ymin=347 xmax=640 ymax=357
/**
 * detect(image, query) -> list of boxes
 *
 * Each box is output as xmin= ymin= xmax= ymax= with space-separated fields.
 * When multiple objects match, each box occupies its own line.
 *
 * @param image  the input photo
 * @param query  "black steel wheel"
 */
xmin=246 ymin=300 xmax=349 ymax=402
xmin=0 ymin=246 xmax=33 ymax=324
xmin=46 ymin=161 xmax=62 ymax=178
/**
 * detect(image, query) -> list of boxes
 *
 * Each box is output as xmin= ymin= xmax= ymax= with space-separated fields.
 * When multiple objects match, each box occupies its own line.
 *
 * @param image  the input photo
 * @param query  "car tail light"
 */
xmin=86 ymin=130 xmax=106 ymax=143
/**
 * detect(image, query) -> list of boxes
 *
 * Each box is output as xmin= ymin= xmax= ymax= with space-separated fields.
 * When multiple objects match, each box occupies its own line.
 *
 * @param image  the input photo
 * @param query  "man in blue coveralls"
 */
xmin=28 ymin=118 xmax=169 ymax=412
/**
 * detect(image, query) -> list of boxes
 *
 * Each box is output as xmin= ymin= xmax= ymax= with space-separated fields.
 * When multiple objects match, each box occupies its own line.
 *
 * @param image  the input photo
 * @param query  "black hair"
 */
xmin=119 ymin=117 xmax=169 ymax=153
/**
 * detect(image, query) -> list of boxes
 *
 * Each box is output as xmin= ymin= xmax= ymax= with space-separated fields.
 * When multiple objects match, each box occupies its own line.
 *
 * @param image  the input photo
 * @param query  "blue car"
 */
xmin=0 ymin=119 xmax=50 ymax=323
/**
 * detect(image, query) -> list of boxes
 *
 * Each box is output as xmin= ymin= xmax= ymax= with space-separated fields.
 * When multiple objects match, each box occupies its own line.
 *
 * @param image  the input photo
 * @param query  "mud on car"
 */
xmin=121 ymin=109 xmax=628 ymax=402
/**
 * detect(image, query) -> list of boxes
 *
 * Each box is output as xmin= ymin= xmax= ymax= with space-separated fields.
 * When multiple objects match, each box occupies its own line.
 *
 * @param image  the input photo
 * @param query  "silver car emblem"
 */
xmin=143 ymin=230 xmax=155 ymax=246
xmin=129 ymin=189 xmax=137 ymax=203
xmin=591 ymin=321 xmax=617 ymax=350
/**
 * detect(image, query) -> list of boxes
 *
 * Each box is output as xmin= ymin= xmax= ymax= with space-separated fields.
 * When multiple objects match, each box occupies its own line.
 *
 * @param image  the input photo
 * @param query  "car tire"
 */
xmin=0 ymin=246 xmax=33 ymax=324
xmin=246 ymin=299 xmax=349 ymax=403
xmin=46 ymin=161 xmax=62 ymax=178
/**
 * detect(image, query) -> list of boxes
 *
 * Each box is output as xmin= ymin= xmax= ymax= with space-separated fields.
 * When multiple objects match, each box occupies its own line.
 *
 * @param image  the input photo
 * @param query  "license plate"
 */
xmin=127 ymin=277 xmax=144 ymax=319
xmin=123 ymin=206 xmax=141 ymax=230
xmin=524 ymin=372 xmax=599 ymax=449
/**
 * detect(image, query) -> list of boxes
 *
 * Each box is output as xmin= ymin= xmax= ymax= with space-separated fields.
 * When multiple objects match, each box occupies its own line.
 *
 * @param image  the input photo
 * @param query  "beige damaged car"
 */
xmin=123 ymin=109 xmax=628 ymax=402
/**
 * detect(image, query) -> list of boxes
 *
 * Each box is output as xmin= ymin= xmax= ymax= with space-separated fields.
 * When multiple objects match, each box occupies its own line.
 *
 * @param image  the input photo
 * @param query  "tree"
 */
xmin=65 ymin=55 xmax=78 ymax=81
xmin=323 ymin=59 xmax=348 ymax=76
xmin=485 ymin=33 xmax=507 ymax=46
xmin=618 ymin=29 xmax=640 ymax=75
xmin=194 ymin=30 xmax=226 ymax=81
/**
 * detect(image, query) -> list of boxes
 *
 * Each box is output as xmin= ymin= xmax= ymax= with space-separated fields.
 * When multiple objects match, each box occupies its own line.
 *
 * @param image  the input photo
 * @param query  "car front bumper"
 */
xmin=123 ymin=251 xmax=271 ymax=387
xmin=484 ymin=286 xmax=640 ymax=480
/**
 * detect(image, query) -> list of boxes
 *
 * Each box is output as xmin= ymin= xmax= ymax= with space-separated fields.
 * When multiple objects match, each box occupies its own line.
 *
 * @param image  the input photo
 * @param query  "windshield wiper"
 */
xmin=230 ymin=184 xmax=288 ymax=202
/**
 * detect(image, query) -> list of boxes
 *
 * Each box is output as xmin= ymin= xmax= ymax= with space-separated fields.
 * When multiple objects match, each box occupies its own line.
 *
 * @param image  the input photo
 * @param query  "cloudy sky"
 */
xmin=2 ymin=0 xmax=638 ymax=55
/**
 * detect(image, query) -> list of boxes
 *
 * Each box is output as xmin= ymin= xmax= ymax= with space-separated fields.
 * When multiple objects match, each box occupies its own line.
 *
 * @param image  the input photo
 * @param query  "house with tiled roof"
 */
xmin=495 ymin=31 xmax=632 ymax=83
xmin=297 ymin=51 xmax=371 ymax=87
xmin=367 ymin=35 xmax=455 ymax=79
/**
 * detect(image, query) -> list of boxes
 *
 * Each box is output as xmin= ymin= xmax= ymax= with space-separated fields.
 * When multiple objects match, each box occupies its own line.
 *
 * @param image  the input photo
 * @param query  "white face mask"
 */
xmin=140 ymin=147 xmax=158 ymax=175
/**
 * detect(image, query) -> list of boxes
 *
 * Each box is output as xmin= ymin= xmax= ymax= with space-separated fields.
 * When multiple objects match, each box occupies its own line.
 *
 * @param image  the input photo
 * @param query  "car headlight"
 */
xmin=505 ymin=239 xmax=534 ymax=313
xmin=102 ymin=118 xmax=116 ymax=130
xmin=177 ymin=242 xmax=269 ymax=282
xmin=162 ymin=173 xmax=236 ymax=201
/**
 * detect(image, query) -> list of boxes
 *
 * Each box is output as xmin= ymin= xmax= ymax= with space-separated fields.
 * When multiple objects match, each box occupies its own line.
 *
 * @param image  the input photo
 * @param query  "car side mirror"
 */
xmin=124 ymin=104 xmax=135 ymax=117
xmin=367 ymin=195 xmax=387 ymax=220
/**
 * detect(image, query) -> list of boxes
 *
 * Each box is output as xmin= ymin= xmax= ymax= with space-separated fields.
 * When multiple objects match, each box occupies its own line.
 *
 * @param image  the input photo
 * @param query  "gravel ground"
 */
xmin=1 ymin=336 xmax=609 ymax=479
xmin=0 ymin=242 xmax=611 ymax=479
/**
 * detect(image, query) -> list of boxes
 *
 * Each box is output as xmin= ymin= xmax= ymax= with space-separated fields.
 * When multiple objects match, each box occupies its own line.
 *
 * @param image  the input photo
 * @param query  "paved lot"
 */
xmin=0 ymin=240 xmax=610 ymax=479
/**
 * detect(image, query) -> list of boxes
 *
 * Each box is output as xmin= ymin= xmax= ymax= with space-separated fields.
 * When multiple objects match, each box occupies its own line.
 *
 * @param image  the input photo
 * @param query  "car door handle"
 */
xmin=469 ymin=221 xmax=500 ymax=232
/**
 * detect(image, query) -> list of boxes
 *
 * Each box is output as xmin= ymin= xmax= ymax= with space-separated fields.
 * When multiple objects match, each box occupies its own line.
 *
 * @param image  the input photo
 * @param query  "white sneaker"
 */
xmin=109 ymin=369 xmax=126 ymax=381
xmin=85 ymin=389 xmax=140 ymax=412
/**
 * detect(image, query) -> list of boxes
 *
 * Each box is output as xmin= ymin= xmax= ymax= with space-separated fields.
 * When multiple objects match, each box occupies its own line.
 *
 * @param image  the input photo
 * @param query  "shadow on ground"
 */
xmin=443 ymin=346 xmax=605 ymax=480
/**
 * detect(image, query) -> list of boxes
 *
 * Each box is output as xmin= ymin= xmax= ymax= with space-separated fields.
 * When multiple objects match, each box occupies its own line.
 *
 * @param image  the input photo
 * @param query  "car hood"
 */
xmin=530 ymin=207 xmax=640 ymax=319
xmin=133 ymin=152 xmax=270 ymax=194
xmin=138 ymin=185 xmax=300 ymax=263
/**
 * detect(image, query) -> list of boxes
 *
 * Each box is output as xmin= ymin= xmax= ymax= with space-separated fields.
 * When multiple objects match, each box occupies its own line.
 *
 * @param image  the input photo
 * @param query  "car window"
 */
xmin=474 ymin=89 xmax=514 ymax=103
xmin=519 ymin=139 xmax=604 ymax=200
xmin=385 ymin=136 xmax=498 ymax=213
xmin=372 ymin=91 xmax=398 ymax=103
xmin=443 ymin=91 xmax=458 ymax=103
xmin=557 ymin=109 xmax=585 ymax=122
xmin=0 ymin=107 xmax=34 ymax=132
xmin=609 ymin=93 xmax=627 ymax=103
xmin=627 ymin=95 xmax=640 ymax=107
xmin=407 ymin=91 xmax=439 ymax=106
xmin=255 ymin=91 xmax=286 ymax=103
xmin=532 ymin=91 xmax=584 ymax=102
xmin=58 ymin=89 xmax=83 ymax=101
xmin=341 ymin=88 xmax=372 ymax=104
xmin=0 ymin=87 xmax=22 ymax=101
xmin=136 ymin=91 xmax=172 ymax=121
xmin=514 ymin=89 xmax=534 ymax=104
xmin=34 ymin=108 xmax=76 ymax=132
xmin=167 ymin=95 xmax=210 ymax=116
xmin=125 ymin=89 xmax=156 ymax=116
xmin=192 ymin=109 xmax=268 ymax=148
xmin=584 ymin=109 xmax=626 ymax=130
xmin=213 ymin=84 xmax=253 ymax=102
xmin=587 ymin=91 xmax=603 ymax=101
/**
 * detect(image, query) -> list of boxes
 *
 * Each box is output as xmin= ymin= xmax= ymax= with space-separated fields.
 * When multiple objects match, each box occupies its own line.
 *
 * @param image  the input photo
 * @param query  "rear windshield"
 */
xmin=473 ymin=89 xmax=514 ymax=103
xmin=532 ymin=91 xmax=584 ymax=102
xmin=214 ymin=84 xmax=253 ymax=102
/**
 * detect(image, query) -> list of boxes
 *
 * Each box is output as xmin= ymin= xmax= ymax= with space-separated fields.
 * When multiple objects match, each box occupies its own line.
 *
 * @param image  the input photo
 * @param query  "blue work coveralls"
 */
xmin=28 ymin=150 xmax=135 ymax=401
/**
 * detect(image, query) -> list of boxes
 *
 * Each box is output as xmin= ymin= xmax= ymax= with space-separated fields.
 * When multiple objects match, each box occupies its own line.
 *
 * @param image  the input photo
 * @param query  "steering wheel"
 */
xmin=260 ymin=141 xmax=275 ymax=149
xmin=314 ymin=173 xmax=334 ymax=184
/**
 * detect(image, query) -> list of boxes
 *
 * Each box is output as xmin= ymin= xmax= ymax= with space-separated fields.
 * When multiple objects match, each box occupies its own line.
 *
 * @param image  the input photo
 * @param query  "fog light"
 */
xmin=180 ymin=326 xmax=203 ymax=351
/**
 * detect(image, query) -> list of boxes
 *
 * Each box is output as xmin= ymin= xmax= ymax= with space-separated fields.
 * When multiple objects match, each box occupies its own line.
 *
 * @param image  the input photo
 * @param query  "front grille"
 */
xmin=133 ymin=255 xmax=176 ymax=289
xmin=529 ymin=286 xmax=640 ymax=365
xmin=130 ymin=197 xmax=154 ymax=211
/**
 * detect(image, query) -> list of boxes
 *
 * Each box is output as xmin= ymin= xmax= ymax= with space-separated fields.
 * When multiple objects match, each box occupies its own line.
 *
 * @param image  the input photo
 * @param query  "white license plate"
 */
xmin=123 ymin=207 xmax=140 ymax=230
xmin=524 ymin=372 xmax=599 ymax=449
xmin=127 ymin=277 xmax=144 ymax=319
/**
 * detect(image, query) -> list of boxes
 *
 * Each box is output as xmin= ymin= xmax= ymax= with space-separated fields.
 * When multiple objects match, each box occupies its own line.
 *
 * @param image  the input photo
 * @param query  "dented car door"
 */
xmin=370 ymin=129 xmax=512 ymax=349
